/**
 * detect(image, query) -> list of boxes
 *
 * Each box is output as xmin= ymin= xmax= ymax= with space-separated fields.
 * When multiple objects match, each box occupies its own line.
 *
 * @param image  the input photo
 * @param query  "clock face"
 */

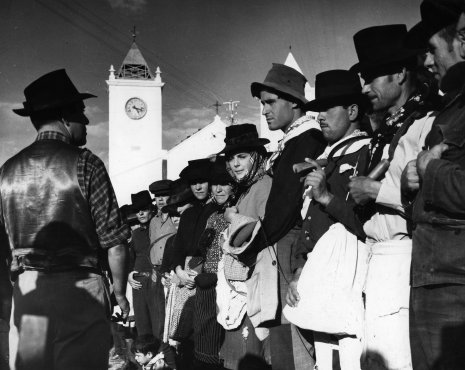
xmin=125 ymin=97 xmax=147 ymax=120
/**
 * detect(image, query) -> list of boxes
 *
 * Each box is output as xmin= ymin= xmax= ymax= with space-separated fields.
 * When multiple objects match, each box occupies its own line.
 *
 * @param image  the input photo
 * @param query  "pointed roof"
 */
xmin=284 ymin=51 xmax=303 ymax=74
xmin=117 ymin=42 xmax=154 ymax=80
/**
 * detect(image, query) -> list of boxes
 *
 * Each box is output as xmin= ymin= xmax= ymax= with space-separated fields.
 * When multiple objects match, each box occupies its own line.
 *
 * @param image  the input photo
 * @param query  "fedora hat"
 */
xmin=304 ymin=70 xmax=368 ymax=112
xmin=251 ymin=63 xmax=308 ymax=105
xmin=149 ymin=179 xmax=172 ymax=196
xmin=131 ymin=190 xmax=153 ymax=211
xmin=352 ymin=24 xmax=423 ymax=75
xmin=218 ymin=123 xmax=269 ymax=155
xmin=13 ymin=69 xmax=96 ymax=117
xmin=209 ymin=157 xmax=234 ymax=185
xmin=179 ymin=158 xmax=213 ymax=183
xmin=161 ymin=179 xmax=194 ymax=215
xmin=407 ymin=0 xmax=465 ymax=49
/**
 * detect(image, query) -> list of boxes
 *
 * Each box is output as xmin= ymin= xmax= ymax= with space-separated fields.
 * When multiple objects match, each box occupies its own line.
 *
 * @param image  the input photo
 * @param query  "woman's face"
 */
xmin=227 ymin=152 xmax=253 ymax=181
xmin=211 ymin=184 xmax=233 ymax=205
xmin=136 ymin=209 xmax=152 ymax=224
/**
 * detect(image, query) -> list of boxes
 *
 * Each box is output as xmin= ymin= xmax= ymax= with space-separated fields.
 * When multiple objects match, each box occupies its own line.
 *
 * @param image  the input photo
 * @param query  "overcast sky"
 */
xmin=0 ymin=0 xmax=422 ymax=167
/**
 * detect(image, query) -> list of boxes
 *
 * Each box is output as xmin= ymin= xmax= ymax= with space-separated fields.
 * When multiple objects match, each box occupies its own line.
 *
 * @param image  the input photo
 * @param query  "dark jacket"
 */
xmin=292 ymin=138 xmax=370 ymax=271
xmin=412 ymin=62 xmax=465 ymax=287
xmin=170 ymin=200 xmax=219 ymax=269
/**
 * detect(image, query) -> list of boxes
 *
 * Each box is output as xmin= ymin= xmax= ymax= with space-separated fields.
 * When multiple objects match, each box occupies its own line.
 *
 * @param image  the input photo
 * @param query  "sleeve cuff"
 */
xmin=422 ymin=158 xmax=443 ymax=205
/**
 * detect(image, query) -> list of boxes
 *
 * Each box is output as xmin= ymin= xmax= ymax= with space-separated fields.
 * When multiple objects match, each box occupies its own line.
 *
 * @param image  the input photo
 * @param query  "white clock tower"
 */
xmin=107 ymin=41 xmax=165 ymax=205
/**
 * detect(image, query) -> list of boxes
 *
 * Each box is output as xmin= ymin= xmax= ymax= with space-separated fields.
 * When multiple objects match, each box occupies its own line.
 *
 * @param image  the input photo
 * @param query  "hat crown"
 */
xmin=14 ymin=69 xmax=96 ymax=116
xmin=179 ymin=158 xmax=213 ymax=182
xmin=149 ymin=179 xmax=172 ymax=195
xmin=354 ymin=24 xmax=408 ymax=62
xmin=131 ymin=190 xmax=152 ymax=210
xmin=305 ymin=70 xmax=366 ymax=112
xmin=219 ymin=123 xmax=269 ymax=155
xmin=352 ymin=24 xmax=421 ymax=73
xmin=250 ymin=63 xmax=308 ymax=105
xmin=224 ymin=124 xmax=259 ymax=145
xmin=314 ymin=70 xmax=362 ymax=100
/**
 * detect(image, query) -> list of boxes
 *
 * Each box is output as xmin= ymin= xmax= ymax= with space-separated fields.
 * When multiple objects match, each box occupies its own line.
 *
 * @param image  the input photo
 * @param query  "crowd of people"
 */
xmin=1 ymin=0 xmax=465 ymax=369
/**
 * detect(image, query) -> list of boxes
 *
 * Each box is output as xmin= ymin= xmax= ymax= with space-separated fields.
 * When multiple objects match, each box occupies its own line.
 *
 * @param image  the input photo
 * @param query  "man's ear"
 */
xmin=456 ymin=13 xmax=465 ymax=59
xmin=348 ymin=104 xmax=359 ymax=121
xmin=395 ymin=67 xmax=408 ymax=85
xmin=147 ymin=351 xmax=154 ymax=359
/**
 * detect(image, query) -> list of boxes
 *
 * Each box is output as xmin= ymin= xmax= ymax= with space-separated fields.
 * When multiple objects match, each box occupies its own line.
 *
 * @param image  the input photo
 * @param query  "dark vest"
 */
xmin=0 ymin=139 xmax=101 ymax=272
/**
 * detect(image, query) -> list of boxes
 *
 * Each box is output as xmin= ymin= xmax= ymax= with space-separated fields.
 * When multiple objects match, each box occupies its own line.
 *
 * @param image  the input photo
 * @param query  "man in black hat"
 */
xmin=0 ymin=69 xmax=130 ymax=369
xmin=226 ymin=64 xmax=325 ymax=369
xmin=286 ymin=69 xmax=371 ymax=369
xmin=347 ymin=25 xmax=438 ymax=369
xmin=402 ymin=1 xmax=465 ymax=368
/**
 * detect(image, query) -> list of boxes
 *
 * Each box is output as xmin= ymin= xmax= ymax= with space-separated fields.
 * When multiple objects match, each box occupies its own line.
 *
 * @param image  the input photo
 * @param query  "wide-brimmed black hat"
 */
xmin=161 ymin=179 xmax=194 ymax=215
xmin=179 ymin=158 xmax=213 ymax=183
xmin=209 ymin=157 xmax=234 ymax=185
xmin=13 ymin=69 xmax=96 ymax=117
xmin=131 ymin=190 xmax=153 ymax=211
xmin=218 ymin=123 xmax=269 ymax=155
xmin=304 ymin=70 xmax=368 ymax=112
xmin=407 ymin=0 xmax=465 ymax=49
xmin=251 ymin=63 xmax=308 ymax=105
xmin=149 ymin=179 xmax=172 ymax=196
xmin=352 ymin=24 xmax=423 ymax=75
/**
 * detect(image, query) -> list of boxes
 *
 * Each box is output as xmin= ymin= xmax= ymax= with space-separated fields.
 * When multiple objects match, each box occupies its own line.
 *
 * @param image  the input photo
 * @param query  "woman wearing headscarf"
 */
xmin=215 ymin=123 xmax=273 ymax=370
xmin=192 ymin=159 xmax=236 ymax=370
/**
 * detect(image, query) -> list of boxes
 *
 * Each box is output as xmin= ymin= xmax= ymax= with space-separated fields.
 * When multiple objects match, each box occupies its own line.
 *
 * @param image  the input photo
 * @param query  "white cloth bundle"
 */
xmin=283 ymin=223 xmax=368 ymax=336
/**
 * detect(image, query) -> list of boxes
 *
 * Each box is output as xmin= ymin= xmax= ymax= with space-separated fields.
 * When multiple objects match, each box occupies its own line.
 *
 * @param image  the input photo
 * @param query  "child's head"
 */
xmin=132 ymin=334 xmax=161 ymax=366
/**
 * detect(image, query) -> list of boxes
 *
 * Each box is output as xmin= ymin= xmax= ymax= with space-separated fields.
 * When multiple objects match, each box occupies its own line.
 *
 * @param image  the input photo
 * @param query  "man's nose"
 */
xmin=424 ymin=52 xmax=434 ymax=69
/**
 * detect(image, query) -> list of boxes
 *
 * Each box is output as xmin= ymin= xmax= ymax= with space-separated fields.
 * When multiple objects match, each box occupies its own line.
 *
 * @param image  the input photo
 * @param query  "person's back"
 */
xmin=0 ymin=69 xmax=130 ymax=370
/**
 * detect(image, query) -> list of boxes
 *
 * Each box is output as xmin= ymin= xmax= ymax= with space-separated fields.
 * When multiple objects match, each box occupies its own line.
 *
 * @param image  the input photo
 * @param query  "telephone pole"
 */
xmin=223 ymin=100 xmax=240 ymax=125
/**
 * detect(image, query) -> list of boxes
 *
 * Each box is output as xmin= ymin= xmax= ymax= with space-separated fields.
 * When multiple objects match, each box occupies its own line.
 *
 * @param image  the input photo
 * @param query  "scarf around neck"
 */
xmin=266 ymin=115 xmax=321 ymax=173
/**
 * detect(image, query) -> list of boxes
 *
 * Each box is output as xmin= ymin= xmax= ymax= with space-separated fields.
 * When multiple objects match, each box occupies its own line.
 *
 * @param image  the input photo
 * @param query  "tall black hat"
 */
xmin=352 ymin=24 xmax=422 ymax=75
xmin=407 ymin=0 xmax=465 ymax=49
xmin=304 ymin=70 xmax=368 ymax=112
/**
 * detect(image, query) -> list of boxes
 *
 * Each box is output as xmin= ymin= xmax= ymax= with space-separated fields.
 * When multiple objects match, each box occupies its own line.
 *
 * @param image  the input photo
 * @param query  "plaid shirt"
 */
xmin=0 ymin=131 xmax=130 ymax=250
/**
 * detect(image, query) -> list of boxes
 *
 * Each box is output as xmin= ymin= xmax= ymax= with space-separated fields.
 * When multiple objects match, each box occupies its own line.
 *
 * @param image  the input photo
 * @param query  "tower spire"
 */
xmin=132 ymin=26 xmax=137 ymax=42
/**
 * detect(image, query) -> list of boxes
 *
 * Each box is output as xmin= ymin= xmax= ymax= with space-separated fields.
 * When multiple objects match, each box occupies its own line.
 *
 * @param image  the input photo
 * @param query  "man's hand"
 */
xmin=114 ymin=294 xmax=130 ymax=321
xmin=128 ymin=271 xmax=142 ymax=290
xmin=417 ymin=143 xmax=449 ymax=179
xmin=303 ymin=159 xmax=334 ymax=206
xmin=285 ymin=268 xmax=302 ymax=307
xmin=401 ymin=160 xmax=420 ymax=194
xmin=348 ymin=176 xmax=381 ymax=205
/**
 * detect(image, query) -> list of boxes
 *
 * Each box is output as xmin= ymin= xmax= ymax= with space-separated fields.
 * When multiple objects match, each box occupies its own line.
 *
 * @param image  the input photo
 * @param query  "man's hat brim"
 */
xmin=304 ymin=93 xmax=369 ymax=112
xmin=251 ymin=82 xmax=308 ymax=105
xmin=13 ymin=92 xmax=96 ymax=117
